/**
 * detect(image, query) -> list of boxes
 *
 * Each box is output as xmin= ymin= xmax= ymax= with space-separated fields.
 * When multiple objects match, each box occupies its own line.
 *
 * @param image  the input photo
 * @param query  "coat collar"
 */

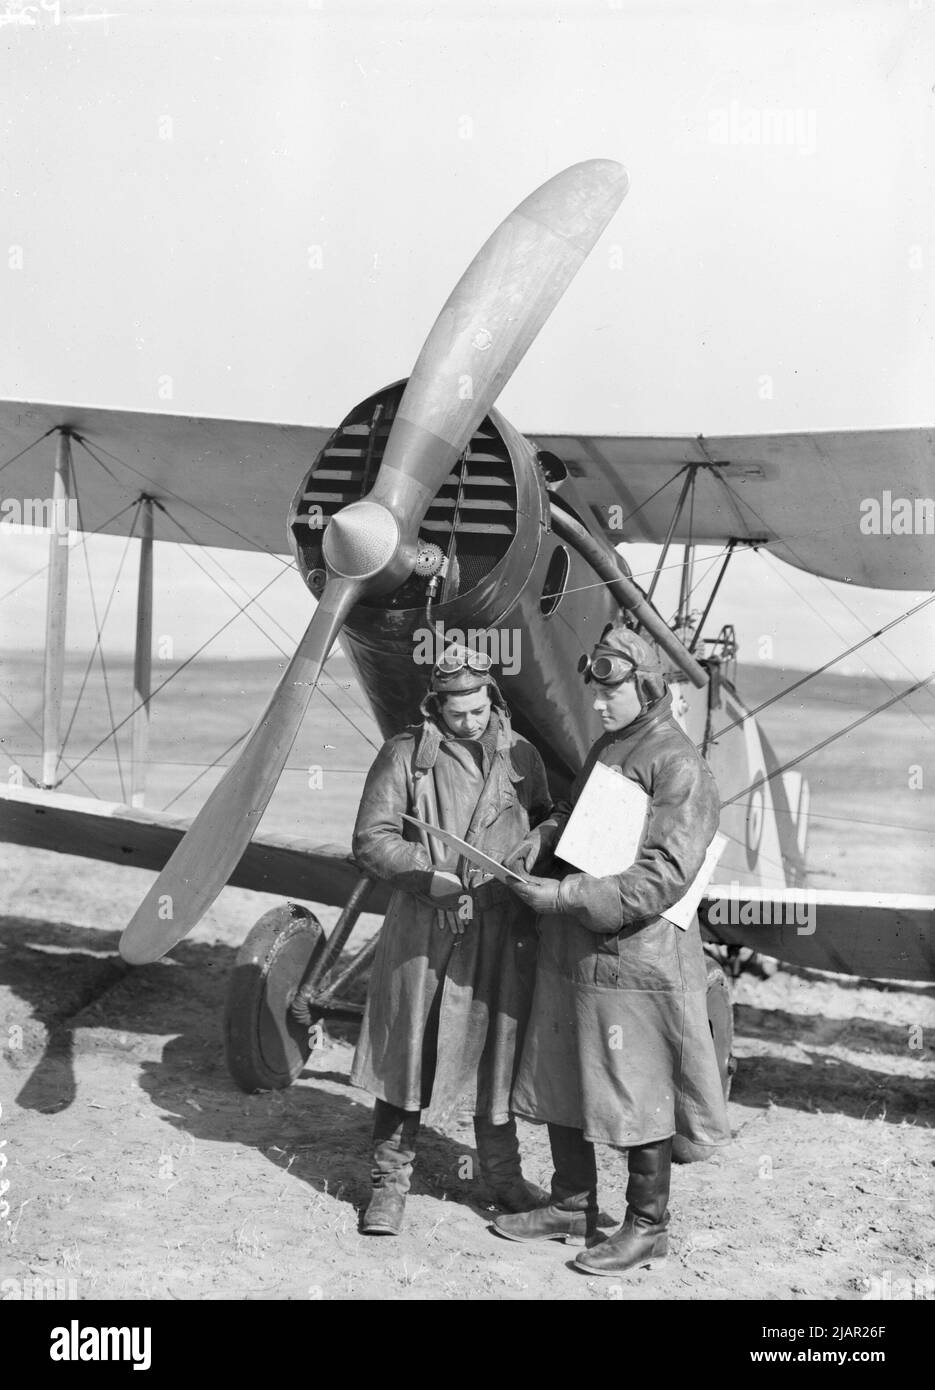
xmin=413 ymin=705 xmax=516 ymax=776
xmin=600 ymin=688 xmax=674 ymax=751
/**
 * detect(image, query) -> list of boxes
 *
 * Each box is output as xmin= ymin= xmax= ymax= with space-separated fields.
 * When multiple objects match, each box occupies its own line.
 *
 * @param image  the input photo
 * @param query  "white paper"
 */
xmin=556 ymin=763 xmax=727 ymax=932
xmin=555 ymin=762 xmax=649 ymax=877
xmin=400 ymin=813 xmax=527 ymax=884
xmin=662 ymin=832 xmax=728 ymax=930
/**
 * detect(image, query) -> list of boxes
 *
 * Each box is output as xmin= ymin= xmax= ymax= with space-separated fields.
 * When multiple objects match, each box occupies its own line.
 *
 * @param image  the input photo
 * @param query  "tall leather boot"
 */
xmin=472 ymin=1116 xmax=550 ymax=1213
xmin=361 ymin=1099 xmax=420 ymax=1236
xmin=493 ymin=1123 xmax=599 ymax=1244
xmin=574 ymin=1136 xmax=672 ymax=1275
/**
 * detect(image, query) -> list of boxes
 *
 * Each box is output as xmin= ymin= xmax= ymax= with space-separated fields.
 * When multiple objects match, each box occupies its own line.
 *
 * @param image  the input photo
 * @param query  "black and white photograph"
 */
xmin=0 ymin=0 xmax=932 ymax=1329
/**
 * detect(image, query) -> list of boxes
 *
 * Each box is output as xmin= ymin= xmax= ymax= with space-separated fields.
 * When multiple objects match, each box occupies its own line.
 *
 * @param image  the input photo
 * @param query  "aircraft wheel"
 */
xmin=224 ymin=903 xmax=327 ymax=1093
xmin=672 ymin=953 xmax=736 ymax=1165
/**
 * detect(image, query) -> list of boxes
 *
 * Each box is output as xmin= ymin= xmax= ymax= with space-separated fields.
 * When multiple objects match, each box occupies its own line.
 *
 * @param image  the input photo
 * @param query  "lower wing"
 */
xmin=0 ymin=785 xmax=390 ymax=916
xmin=2 ymin=788 xmax=930 ymax=981
xmin=700 ymin=883 xmax=934 ymax=982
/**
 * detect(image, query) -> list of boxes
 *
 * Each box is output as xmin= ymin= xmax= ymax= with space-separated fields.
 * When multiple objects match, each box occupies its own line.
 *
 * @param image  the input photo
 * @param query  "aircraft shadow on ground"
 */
xmin=0 ymin=914 xmax=487 ymax=1212
xmin=732 ymin=1005 xmax=933 ymax=1124
xmin=733 ymin=1002 xmax=927 ymax=1060
xmin=1 ymin=916 xmax=931 ymax=1142
xmin=138 ymin=1032 xmax=484 ymax=1213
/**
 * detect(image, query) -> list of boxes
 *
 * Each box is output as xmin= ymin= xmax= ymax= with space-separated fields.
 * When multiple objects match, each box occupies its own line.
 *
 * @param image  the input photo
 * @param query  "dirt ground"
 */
xmin=1 ymin=843 xmax=933 ymax=1303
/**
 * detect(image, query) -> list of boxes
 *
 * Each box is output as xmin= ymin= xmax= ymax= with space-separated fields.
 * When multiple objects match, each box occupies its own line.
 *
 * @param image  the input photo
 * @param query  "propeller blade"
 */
xmin=119 ymin=577 xmax=359 ymax=964
xmin=121 ymin=160 xmax=629 ymax=964
xmin=370 ymin=158 xmax=629 ymax=530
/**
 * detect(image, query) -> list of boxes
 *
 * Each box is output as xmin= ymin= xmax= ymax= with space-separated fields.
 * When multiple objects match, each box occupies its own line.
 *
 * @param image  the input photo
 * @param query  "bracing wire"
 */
xmin=154 ymin=500 xmax=381 ymax=756
xmin=161 ymin=729 xmax=250 ymax=812
xmin=721 ymin=672 xmax=934 ymax=809
xmin=0 ymin=499 xmax=139 ymax=605
xmin=58 ymin=506 xmax=141 ymax=786
xmin=66 ymin=480 xmax=129 ymax=799
xmin=608 ymin=464 xmax=691 ymax=534
xmin=0 ymin=689 xmax=99 ymax=799
xmin=75 ymin=434 xmax=298 ymax=568
xmin=63 ymin=564 xmax=295 ymax=781
xmin=708 ymin=591 xmax=935 ymax=743
xmin=0 ymin=427 xmax=58 ymax=475
xmin=715 ymin=472 xmax=935 ymax=732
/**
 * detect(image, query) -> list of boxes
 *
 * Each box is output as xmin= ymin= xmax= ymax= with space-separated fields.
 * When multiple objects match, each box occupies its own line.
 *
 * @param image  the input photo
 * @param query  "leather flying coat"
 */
xmin=350 ymin=701 xmax=553 ymax=1125
xmin=511 ymin=690 xmax=732 ymax=1149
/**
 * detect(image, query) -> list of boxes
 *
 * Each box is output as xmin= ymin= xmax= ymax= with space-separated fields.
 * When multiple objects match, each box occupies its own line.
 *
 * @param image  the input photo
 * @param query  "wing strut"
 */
xmin=41 ymin=431 xmax=72 ymax=787
xmin=688 ymin=540 xmax=736 ymax=653
xmin=645 ymin=465 xmax=693 ymax=602
xmin=130 ymin=496 xmax=154 ymax=807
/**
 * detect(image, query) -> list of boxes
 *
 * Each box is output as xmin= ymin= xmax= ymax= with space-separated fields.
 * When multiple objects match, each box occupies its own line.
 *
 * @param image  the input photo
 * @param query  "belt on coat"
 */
xmin=461 ymin=879 xmax=515 ymax=912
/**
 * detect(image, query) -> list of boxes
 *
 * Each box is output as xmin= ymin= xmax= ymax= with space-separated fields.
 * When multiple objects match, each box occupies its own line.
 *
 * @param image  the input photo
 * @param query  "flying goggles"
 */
xmin=577 ymin=653 xmax=638 ymax=687
xmin=434 ymin=647 xmax=494 ymax=676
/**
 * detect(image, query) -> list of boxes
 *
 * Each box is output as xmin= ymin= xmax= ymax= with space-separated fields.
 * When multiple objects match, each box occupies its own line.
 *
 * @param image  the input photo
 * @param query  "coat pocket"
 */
xmin=537 ymin=913 xmax=594 ymax=983
xmin=593 ymin=917 xmax=680 ymax=991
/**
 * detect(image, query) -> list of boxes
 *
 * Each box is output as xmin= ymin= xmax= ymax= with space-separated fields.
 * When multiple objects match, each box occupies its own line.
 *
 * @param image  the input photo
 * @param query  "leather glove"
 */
xmin=508 ymin=873 xmax=562 ymax=915
xmin=503 ymin=822 xmax=560 ymax=874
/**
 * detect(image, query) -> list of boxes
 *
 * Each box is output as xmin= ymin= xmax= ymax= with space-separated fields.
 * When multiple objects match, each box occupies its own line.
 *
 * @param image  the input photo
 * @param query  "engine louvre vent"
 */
xmin=292 ymin=380 xmax=518 ymax=607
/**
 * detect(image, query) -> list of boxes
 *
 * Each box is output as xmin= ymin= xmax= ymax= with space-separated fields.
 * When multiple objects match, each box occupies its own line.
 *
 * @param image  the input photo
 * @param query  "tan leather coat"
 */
xmin=511 ymin=690 xmax=732 ymax=1149
xmin=349 ymin=702 xmax=553 ymax=1125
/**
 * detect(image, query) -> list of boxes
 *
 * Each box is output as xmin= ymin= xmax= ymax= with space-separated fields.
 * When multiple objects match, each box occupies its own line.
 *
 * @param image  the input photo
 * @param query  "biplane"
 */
xmin=1 ymin=161 xmax=932 ymax=1125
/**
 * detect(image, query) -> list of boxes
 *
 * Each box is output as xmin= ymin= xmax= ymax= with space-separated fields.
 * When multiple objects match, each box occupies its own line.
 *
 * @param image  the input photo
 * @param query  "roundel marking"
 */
xmin=745 ymin=773 xmax=765 ymax=870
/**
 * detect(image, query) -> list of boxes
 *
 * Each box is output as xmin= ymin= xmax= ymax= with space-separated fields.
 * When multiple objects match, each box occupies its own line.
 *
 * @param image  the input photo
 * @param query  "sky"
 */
xmin=0 ymin=0 xmax=932 ymax=691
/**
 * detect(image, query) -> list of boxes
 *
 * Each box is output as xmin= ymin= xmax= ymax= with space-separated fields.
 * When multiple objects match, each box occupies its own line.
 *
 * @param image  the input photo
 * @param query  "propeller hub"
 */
xmin=322 ymin=499 xmax=401 ymax=581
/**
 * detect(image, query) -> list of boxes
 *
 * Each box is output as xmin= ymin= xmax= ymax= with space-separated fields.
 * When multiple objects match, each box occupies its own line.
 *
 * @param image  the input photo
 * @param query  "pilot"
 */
xmin=493 ymin=620 xmax=731 ymax=1276
xmin=349 ymin=642 xmax=554 ymax=1235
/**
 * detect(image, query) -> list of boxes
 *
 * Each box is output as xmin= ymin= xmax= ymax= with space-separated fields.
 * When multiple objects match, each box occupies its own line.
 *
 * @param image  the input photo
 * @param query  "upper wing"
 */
xmin=3 ymin=400 xmax=931 ymax=588
xmin=535 ymin=426 xmax=934 ymax=590
xmin=0 ymin=399 xmax=334 ymax=554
